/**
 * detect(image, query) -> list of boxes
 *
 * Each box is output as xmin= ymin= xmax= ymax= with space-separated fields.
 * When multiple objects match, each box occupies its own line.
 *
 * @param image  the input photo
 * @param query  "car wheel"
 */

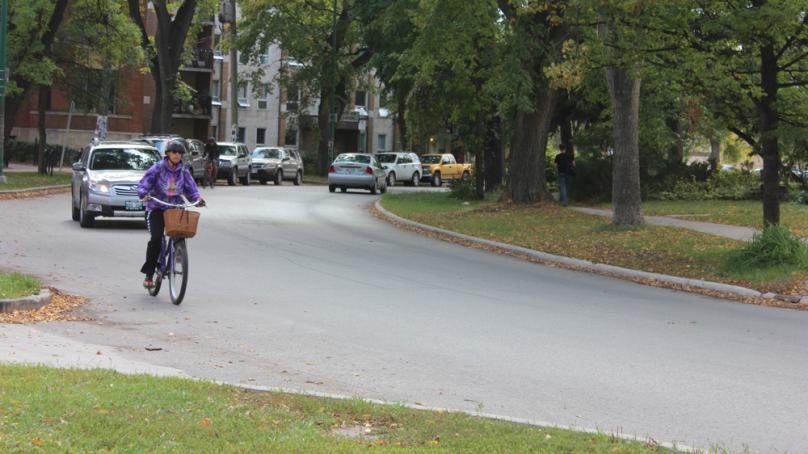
xmin=228 ymin=169 xmax=237 ymax=186
xmin=411 ymin=172 xmax=420 ymax=187
xmin=370 ymin=179 xmax=378 ymax=195
xmin=71 ymin=189 xmax=80 ymax=221
xmin=387 ymin=172 xmax=395 ymax=187
xmin=79 ymin=192 xmax=95 ymax=228
xmin=340 ymin=187 xmax=347 ymax=193
xmin=240 ymin=169 xmax=250 ymax=185
xmin=380 ymin=180 xmax=387 ymax=194
xmin=294 ymin=171 xmax=302 ymax=186
xmin=329 ymin=184 xmax=336 ymax=193
xmin=431 ymin=172 xmax=442 ymax=187
xmin=260 ymin=178 xmax=268 ymax=185
xmin=462 ymin=171 xmax=471 ymax=183
xmin=274 ymin=170 xmax=283 ymax=185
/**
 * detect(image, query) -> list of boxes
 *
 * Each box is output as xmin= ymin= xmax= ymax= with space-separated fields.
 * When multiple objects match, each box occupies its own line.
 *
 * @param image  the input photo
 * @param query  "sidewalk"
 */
xmin=4 ymin=162 xmax=70 ymax=173
xmin=572 ymin=207 xmax=758 ymax=242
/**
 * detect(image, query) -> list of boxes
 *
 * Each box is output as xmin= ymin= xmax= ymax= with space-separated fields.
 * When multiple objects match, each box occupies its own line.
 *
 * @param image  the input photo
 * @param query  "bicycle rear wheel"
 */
xmin=168 ymin=239 xmax=189 ymax=305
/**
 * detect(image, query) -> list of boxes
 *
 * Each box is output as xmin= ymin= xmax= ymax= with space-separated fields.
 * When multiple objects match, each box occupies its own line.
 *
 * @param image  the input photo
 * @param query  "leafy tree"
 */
xmin=3 ymin=0 xmax=70 ymax=170
xmin=238 ymin=0 xmax=373 ymax=175
xmin=127 ymin=0 xmax=216 ymax=134
xmin=494 ymin=1 xmax=569 ymax=204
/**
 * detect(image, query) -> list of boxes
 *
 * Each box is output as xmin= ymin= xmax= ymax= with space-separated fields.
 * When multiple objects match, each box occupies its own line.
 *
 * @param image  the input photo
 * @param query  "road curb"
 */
xmin=0 ymin=184 xmax=70 ymax=199
xmin=0 ymin=288 xmax=52 ymax=313
xmin=374 ymin=201 xmax=808 ymax=306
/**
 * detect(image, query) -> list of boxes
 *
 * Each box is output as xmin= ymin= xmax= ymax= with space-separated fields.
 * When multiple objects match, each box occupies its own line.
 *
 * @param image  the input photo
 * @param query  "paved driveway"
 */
xmin=1 ymin=185 xmax=807 ymax=453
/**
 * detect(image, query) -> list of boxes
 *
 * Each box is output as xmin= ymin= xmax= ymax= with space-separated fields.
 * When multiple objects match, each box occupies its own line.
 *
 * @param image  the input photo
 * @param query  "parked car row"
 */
xmin=328 ymin=151 xmax=473 ymax=194
xmin=70 ymin=137 xmax=305 ymax=228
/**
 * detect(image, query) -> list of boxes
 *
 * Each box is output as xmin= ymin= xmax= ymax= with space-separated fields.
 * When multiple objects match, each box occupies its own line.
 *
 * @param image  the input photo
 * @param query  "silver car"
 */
xmin=251 ymin=147 xmax=304 ymax=185
xmin=216 ymin=142 xmax=252 ymax=186
xmin=71 ymin=142 xmax=162 ymax=228
xmin=328 ymin=153 xmax=388 ymax=194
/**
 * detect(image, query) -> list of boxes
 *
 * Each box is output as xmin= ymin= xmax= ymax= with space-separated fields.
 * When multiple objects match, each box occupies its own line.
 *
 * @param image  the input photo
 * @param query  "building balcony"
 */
xmin=182 ymin=48 xmax=214 ymax=72
xmin=173 ymin=95 xmax=212 ymax=118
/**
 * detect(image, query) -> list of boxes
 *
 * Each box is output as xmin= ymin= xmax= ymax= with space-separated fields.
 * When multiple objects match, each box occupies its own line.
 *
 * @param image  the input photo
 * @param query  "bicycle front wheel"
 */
xmin=168 ymin=239 xmax=189 ymax=305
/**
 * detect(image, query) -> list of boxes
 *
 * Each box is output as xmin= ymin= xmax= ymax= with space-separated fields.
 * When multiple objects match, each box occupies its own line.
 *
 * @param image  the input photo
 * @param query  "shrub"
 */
xmin=567 ymin=156 xmax=612 ymax=202
xmin=4 ymin=141 xmax=80 ymax=165
xmin=449 ymin=182 xmax=482 ymax=200
xmin=724 ymin=225 xmax=808 ymax=271
xmin=656 ymin=170 xmax=759 ymax=201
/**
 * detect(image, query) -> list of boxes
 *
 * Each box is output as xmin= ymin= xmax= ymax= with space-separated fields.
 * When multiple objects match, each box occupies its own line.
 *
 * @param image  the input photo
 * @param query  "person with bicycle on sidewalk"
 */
xmin=137 ymin=140 xmax=205 ymax=289
xmin=203 ymin=137 xmax=220 ymax=188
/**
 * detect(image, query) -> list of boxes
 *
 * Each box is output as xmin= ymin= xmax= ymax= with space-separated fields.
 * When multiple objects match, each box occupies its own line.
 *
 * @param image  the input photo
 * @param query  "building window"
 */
xmin=286 ymin=83 xmax=299 ymax=111
xmin=213 ymin=35 xmax=223 ymax=59
xmin=238 ymin=127 xmax=246 ymax=143
xmin=354 ymin=90 xmax=367 ymax=108
xmin=212 ymin=80 xmax=221 ymax=104
xmin=258 ymin=47 xmax=270 ymax=65
xmin=238 ymin=82 xmax=249 ymax=107
xmin=256 ymin=128 xmax=266 ymax=144
xmin=377 ymin=134 xmax=387 ymax=152
xmin=257 ymin=83 xmax=269 ymax=109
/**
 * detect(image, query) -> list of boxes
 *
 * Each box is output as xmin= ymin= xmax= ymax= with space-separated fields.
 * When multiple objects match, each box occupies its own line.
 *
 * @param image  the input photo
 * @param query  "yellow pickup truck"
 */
xmin=420 ymin=154 xmax=472 ymax=187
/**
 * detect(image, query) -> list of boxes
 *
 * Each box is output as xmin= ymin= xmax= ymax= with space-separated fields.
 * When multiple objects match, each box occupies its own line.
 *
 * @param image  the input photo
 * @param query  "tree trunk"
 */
xmin=759 ymin=43 xmax=780 ymax=226
xmin=560 ymin=117 xmax=574 ymax=158
xmin=605 ymin=66 xmax=643 ymax=226
xmin=708 ymin=133 xmax=721 ymax=173
xmin=396 ymin=90 xmax=408 ymax=150
xmin=506 ymin=86 xmax=558 ymax=203
xmin=317 ymin=87 xmax=331 ymax=176
xmin=474 ymin=111 xmax=485 ymax=198
xmin=484 ymin=116 xmax=503 ymax=192
xmin=37 ymin=86 xmax=49 ymax=175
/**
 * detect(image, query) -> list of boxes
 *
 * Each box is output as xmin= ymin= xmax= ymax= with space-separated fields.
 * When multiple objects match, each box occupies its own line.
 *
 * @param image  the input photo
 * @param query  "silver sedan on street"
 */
xmin=328 ymin=153 xmax=388 ymax=194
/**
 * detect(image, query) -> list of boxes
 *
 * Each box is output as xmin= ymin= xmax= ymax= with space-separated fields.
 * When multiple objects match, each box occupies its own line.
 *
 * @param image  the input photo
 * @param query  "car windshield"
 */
xmin=150 ymin=140 xmax=168 ymax=153
xmin=377 ymin=154 xmax=396 ymax=164
xmin=89 ymin=148 xmax=161 ymax=171
xmin=218 ymin=145 xmax=237 ymax=156
xmin=252 ymin=148 xmax=282 ymax=159
xmin=420 ymin=155 xmax=441 ymax=164
xmin=335 ymin=154 xmax=371 ymax=164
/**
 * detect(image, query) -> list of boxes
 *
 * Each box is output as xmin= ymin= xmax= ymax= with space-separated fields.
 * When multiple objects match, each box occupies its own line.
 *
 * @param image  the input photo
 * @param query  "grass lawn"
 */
xmin=382 ymin=193 xmax=808 ymax=293
xmin=0 ymin=171 xmax=71 ymax=191
xmin=0 ymin=365 xmax=671 ymax=453
xmin=598 ymin=200 xmax=808 ymax=237
xmin=0 ymin=272 xmax=40 ymax=299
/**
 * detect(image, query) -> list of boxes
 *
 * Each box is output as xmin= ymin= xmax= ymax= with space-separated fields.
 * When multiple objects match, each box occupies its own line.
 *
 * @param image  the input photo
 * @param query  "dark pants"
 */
xmin=141 ymin=210 xmax=165 ymax=278
xmin=558 ymin=173 xmax=570 ymax=206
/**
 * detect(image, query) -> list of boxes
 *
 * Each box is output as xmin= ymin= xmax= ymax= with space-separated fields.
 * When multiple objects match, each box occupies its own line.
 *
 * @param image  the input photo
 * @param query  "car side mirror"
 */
xmin=72 ymin=162 xmax=85 ymax=171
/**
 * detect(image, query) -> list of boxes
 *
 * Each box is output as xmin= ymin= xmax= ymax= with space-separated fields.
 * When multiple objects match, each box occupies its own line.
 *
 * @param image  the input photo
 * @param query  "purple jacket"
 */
xmin=137 ymin=158 xmax=201 ymax=211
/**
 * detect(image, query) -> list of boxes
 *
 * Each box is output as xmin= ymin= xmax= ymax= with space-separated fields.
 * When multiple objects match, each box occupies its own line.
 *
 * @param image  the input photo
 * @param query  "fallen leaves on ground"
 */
xmin=0 ymin=187 xmax=70 ymax=200
xmin=0 ymin=288 xmax=90 ymax=324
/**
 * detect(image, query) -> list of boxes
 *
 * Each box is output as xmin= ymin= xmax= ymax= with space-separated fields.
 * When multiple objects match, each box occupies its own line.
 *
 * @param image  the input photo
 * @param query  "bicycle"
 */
xmin=144 ymin=195 xmax=203 ymax=305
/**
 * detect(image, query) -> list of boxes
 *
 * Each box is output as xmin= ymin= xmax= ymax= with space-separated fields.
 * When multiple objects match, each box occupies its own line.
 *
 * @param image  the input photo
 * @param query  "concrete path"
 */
xmin=572 ymin=207 xmax=759 ymax=242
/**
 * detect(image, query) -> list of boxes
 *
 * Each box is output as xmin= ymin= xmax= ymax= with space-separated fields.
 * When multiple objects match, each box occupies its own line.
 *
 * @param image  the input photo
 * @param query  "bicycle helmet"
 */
xmin=165 ymin=140 xmax=186 ymax=155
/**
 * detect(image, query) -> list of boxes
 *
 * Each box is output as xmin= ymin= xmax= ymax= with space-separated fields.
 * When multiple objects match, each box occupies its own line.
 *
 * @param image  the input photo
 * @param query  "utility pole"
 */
xmin=328 ymin=0 xmax=337 ymax=162
xmin=0 ymin=0 xmax=8 ymax=183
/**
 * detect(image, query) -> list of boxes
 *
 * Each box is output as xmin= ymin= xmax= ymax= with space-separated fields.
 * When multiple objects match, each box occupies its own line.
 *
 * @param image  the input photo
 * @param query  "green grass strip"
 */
xmin=0 ymin=272 xmax=40 ymax=299
xmin=0 ymin=365 xmax=673 ymax=452
xmin=0 ymin=172 xmax=72 ymax=191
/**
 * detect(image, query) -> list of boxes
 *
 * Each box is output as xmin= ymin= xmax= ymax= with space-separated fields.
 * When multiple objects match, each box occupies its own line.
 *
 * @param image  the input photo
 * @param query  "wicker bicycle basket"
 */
xmin=164 ymin=209 xmax=200 ymax=239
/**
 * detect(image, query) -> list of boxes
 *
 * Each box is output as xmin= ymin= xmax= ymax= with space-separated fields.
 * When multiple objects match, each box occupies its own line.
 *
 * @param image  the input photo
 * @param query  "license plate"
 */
xmin=125 ymin=200 xmax=143 ymax=211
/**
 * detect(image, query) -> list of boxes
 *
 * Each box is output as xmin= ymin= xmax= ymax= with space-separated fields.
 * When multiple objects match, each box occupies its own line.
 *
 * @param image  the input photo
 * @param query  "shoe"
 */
xmin=143 ymin=278 xmax=153 ymax=289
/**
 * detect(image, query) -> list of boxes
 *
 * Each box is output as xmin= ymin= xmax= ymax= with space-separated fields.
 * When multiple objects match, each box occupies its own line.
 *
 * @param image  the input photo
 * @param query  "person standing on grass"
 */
xmin=554 ymin=144 xmax=575 ymax=207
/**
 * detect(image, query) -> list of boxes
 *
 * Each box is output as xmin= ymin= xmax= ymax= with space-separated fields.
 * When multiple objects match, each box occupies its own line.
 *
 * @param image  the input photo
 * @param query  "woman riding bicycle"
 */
xmin=137 ymin=140 xmax=205 ymax=289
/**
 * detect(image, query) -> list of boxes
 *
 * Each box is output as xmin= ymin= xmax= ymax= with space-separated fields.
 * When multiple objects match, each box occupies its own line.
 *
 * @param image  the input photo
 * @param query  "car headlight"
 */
xmin=89 ymin=180 xmax=110 ymax=194
xmin=266 ymin=162 xmax=276 ymax=168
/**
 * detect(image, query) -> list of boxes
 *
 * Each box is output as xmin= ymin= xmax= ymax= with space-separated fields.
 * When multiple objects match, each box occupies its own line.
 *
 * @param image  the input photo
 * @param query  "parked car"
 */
xmin=377 ymin=152 xmax=422 ymax=187
xmin=133 ymin=134 xmax=181 ymax=154
xmin=328 ymin=153 xmax=388 ymax=194
xmin=251 ymin=147 xmax=304 ymax=185
xmin=71 ymin=142 xmax=162 ymax=228
xmin=216 ymin=142 xmax=252 ymax=186
xmin=420 ymin=153 xmax=472 ymax=187
xmin=184 ymin=138 xmax=207 ymax=182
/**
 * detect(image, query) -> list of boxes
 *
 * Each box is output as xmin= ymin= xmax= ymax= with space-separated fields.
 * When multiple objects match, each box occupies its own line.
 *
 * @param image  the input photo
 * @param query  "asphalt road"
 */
xmin=2 ymin=185 xmax=808 ymax=453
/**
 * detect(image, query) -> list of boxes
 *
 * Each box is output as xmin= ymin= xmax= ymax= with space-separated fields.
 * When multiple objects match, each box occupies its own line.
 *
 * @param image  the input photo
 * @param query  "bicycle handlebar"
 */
xmin=142 ymin=195 xmax=204 ymax=208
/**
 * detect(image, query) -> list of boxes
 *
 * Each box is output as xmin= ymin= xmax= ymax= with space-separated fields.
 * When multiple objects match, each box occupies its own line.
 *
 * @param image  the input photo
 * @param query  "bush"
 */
xmin=724 ymin=225 xmax=808 ymax=271
xmin=4 ymin=141 xmax=81 ymax=166
xmin=448 ymin=182 xmax=482 ymax=200
xmin=568 ymin=156 xmax=612 ymax=202
xmin=656 ymin=170 xmax=759 ymax=201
